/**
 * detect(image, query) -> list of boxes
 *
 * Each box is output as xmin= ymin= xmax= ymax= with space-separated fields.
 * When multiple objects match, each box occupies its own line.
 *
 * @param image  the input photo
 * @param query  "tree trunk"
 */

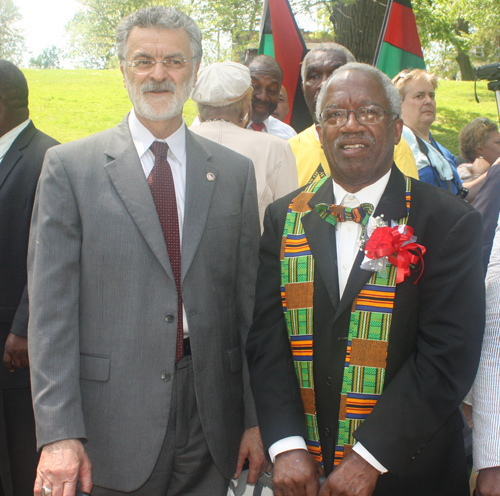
xmin=329 ymin=0 xmax=388 ymax=63
xmin=455 ymin=17 xmax=474 ymax=81
xmin=456 ymin=49 xmax=474 ymax=81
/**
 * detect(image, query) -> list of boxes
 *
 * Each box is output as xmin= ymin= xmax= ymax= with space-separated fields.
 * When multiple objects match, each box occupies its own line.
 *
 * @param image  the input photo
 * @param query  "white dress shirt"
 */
xmin=248 ymin=115 xmax=296 ymax=140
xmin=269 ymin=170 xmax=392 ymax=473
xmin=472 ymin=210 xmax=500 ymax=470
xmin=0 ymin=119 xmax=30 ymax=163
xmin=128 ymin=109 xmax=189 ymax=335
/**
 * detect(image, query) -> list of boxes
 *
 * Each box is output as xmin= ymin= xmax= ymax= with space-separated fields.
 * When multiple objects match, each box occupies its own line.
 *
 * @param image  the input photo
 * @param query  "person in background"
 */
xmin=466 ymin=118 xmax=500 ymax=271
xmin=190 ymin=61 xmax=297 ymax=230
xmin=27 ymin=7 xmax=265 ymax=496
xmin=393 ymin=69 xmax=481 ymax=201
xmin=244 ymin=55 xmax=296 ymax=140
xmin=289 ymin=43 xmax=418 ymax=187
xmin=246 ymin=62 xmax=485 ymax=496
xmin=458 ymin=117 xmax=500 ymax=183
xmin=0 ymin=60 xmax=58 ymax=496
xmin=471 ymin=211 xmax=500 ymax=496
xmin=271 ymin=86 xmax=290 ymax=122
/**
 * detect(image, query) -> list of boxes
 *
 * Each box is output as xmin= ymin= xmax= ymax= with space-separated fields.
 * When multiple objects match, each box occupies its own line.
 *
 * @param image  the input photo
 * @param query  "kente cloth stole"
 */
xmin=280 ymin=175 xmax=412 ymax=470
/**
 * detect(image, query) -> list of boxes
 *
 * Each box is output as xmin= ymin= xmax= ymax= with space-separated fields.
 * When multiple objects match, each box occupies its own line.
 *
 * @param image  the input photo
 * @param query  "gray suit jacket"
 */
xmin=28 ymin=117 xmax=260 ymax=491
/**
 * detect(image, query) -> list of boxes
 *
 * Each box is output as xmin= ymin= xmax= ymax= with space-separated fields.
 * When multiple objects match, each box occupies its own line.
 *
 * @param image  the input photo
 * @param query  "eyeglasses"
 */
xmin=127 ymin=56 xmax=194 ymax=74
xmin=320 ymin=105 xmax=398 ymax=127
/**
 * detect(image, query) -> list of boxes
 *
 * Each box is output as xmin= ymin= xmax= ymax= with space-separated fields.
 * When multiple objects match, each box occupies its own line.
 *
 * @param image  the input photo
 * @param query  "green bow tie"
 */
xmin=315 ymin=203 xmax=374 ymax=228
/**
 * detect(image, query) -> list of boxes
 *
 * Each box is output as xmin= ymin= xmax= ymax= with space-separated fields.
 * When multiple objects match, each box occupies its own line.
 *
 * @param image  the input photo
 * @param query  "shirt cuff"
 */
xmin=352 ymin=442 xmax=388 ymax=473
xmin=269 ymin=436 xmax=308 ymax=463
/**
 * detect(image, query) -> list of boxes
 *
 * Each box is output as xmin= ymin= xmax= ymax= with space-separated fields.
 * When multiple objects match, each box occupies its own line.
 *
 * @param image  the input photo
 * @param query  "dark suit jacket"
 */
xmin=246 ymin=166 xmax=485 ymax=495
xmin=472 ymin=163 xmax=500 ymax=272
xmin=0 ymin=122 xmax=58 ymax=389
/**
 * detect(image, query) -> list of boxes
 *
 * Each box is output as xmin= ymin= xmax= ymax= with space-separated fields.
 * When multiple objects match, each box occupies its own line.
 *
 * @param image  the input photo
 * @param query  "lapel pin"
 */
xmin=206 ymin=172 xmax=215 ymax=182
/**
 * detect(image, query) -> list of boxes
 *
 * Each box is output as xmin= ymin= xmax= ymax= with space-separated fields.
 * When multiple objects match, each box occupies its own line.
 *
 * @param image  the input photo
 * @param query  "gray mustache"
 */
xmin=334 ymin=133 xmax=376 ymax=147
xmin=141 ymin=81 xmax=177 ymax=93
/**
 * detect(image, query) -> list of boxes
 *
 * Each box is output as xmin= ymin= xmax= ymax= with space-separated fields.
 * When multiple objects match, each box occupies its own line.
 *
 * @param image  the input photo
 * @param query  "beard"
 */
xmin=125 ymin=70 xmax=196 ymax=122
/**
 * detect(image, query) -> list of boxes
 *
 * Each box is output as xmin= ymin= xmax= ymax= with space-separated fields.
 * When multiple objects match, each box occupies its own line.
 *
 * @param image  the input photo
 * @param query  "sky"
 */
xmin=15 ymin=0 xmax=81 ymax=65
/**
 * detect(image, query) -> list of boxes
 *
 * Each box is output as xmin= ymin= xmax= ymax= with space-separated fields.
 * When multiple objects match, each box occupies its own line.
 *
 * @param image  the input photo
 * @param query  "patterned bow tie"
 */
xmin=315 ymin=203 xmax=374 ymax=229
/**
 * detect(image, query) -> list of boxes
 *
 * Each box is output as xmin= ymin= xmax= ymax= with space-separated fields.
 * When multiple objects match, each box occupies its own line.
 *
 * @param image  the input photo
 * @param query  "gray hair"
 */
xmin=316 ymin=62 xmax=401 ymax=123
xmin=198 ymin=89 xmax=252 ymax=122
xmin=116 ymin=7 xmax=202 ymax=63
xmin=301 ymin=43 xmax=355 ymax=82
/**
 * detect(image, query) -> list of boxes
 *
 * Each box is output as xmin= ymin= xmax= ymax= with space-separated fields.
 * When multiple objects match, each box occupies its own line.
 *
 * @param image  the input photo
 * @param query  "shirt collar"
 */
xmin=0 ymin=119 xmax=31 ymax=162
xmin=128 ymin=108 xmax=186 ymax=165
xmin=333 ymin=168 xmax=391 ymax=209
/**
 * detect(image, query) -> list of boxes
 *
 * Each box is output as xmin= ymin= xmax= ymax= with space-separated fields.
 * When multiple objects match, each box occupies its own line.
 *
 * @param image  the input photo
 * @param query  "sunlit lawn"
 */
xmin=24 ymin=68 xmax=499 ymax=156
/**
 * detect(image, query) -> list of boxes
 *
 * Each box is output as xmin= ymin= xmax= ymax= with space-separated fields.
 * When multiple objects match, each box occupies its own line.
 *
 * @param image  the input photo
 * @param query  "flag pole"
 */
xmin=373 ymin=0 xmax=393 ymax=66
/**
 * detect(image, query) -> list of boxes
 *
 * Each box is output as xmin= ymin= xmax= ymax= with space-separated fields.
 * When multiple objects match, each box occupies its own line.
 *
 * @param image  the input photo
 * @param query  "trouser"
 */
xmin=92 ymin=355 xmax=229 ymax=496
xmin=0 ymin=387 xmax=39 ymax=496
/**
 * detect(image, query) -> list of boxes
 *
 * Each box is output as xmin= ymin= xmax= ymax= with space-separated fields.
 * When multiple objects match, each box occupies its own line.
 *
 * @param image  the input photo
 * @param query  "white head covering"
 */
xmin=191 ymin=61 xmax=251 ymax=107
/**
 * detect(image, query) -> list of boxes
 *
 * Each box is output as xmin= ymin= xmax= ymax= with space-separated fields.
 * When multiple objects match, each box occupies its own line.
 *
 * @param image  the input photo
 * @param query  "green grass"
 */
xmin=23 ymin=69 xmax=499 ymax=155
xmin=23 ymin=69 xmax=198 ymax=144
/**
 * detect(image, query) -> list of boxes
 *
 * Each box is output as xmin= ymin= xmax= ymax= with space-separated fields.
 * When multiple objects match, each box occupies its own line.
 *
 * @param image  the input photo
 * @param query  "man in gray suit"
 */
xmin=28 ymin=7 xmax=266 ymax=496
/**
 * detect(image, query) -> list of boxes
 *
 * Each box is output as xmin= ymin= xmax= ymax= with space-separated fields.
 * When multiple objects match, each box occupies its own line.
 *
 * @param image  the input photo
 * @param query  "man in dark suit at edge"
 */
xmin=246 ymin=63 xmax=485 ymax=495
xmin=0 ymin=60 xmax=58 ymax=496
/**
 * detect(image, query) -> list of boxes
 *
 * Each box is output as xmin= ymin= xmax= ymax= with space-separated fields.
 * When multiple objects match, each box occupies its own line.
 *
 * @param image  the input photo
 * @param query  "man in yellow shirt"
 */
xmin=290 ymin=43 xmax=418 ymax=186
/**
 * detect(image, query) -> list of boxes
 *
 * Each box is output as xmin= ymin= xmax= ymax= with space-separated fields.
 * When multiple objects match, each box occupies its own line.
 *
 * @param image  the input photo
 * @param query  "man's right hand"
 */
xmin=273 ymin=449 xmax=321 ymax=496
xmin=34 ymin=439 xmax=92 ymax=496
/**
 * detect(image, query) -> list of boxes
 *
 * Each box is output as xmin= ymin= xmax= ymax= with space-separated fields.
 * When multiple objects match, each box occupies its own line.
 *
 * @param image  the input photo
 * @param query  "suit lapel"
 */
xmin=181 ymin=130 xmax=217 ymax=281
xmin=333 ymin=166 xmax=408 ymax=323
xmin=104 ymin=117 xmax=174 ymax=280
xmin=0 ymin=122 xmax=37 ymax=190
xmin=302 ymin=178 xmax=340 ymax=310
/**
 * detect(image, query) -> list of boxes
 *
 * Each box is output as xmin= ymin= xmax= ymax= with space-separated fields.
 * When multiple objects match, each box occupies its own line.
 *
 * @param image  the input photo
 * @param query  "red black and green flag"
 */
xmin=374 ymin=0 xmax=425 ymax=79
xmin=258 ymin=0 xmax=312 ymax=133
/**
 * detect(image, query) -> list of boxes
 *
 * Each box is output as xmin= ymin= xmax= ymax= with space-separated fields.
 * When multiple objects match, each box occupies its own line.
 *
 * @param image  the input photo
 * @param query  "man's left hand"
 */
xmin=234 ymin=426 xmax=271 ymax=484
xmin=3 ymin=333 xmax=29 ymax=371
xmin=319 ymin=451 xmax=379 ymax=496
xmin=476 ymin=466 xmax=500 ymax=496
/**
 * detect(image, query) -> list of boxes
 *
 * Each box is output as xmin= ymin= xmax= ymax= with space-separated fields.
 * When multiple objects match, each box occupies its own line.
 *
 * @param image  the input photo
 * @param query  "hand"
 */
xmin=34 ymin=439 xmax=92 ymax=496
xmin=234 ymin=426 xmax=271 ymax=484
xmin=476 ymin=467 xmax=500 ymax=496
xmin=3 ymin=333 xmax=29 ymax=371
xmin=470 ymin=157 xmax=491 ymax=177
xmin=319 ymin=451 xmax=379 ymax=496
xmin=462 ymin=402 xmax=473 ymax=429
xmin=273 ymin=449 xmax=321 ymax=496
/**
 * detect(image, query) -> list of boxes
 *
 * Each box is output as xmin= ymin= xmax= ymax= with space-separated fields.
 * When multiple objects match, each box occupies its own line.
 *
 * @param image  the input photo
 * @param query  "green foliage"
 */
xmin=192 ymin=0 xmax=262 ymax=62
xmin=0 ymin=0 xmax=26 ymax=64
xmin=23 ymin=69 xmax=197 ymax=143
xmin=66 ymin=0 xmax=185 ymax=69
xmin=29 ymin=46 xmax=62 ymax=69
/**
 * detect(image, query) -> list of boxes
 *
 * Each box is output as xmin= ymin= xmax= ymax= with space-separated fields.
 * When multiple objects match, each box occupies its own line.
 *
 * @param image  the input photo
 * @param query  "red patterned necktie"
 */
xmin=149 ymin=141 xmax=183 ymax=362
xmin=250 ymin=122 xmax=266 ymax=132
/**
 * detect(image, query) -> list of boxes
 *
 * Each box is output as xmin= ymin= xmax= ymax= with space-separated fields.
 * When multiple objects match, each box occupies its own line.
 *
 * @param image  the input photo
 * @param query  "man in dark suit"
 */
xmin=0 ymin=60 xmax=58 ymax=496
xmin=28 ymin=7 xmax=266 ymax=496
xmin=246 ymin=63 xmax=485 ymax=496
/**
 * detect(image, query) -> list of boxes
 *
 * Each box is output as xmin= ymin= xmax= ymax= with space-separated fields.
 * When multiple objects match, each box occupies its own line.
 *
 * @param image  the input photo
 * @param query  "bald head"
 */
xmin=301 ymin=43 xmax=355 ymax=122
xmin=0 ymin=60 xmax=29 ymax=137
xmin=244 ymin=55 xmax=283 ymax=123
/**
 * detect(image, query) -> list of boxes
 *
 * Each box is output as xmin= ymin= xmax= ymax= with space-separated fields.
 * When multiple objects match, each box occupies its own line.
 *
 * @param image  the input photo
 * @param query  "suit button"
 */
xmin=324 ymin=427 xmax=331 ymax=436
xmin=161 ymin=372 xmax=171 ymax=382
xmin=165 ymin=314 xmax=174 ymax=323
xmin=326 ymin=376 xmax=332 ymax=387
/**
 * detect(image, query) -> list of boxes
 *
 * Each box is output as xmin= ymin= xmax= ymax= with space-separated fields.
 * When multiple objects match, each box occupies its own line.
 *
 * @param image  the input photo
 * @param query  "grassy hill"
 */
xmin=23 ymin=68 xmax=499 ymax=156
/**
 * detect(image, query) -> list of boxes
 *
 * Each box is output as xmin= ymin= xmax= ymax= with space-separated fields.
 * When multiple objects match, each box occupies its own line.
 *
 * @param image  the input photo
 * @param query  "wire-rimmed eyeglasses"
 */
xmin=320 ymin=105 xmax=399 ymax=127
xmin=127 ymin=57 xmax=194 ymax=74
